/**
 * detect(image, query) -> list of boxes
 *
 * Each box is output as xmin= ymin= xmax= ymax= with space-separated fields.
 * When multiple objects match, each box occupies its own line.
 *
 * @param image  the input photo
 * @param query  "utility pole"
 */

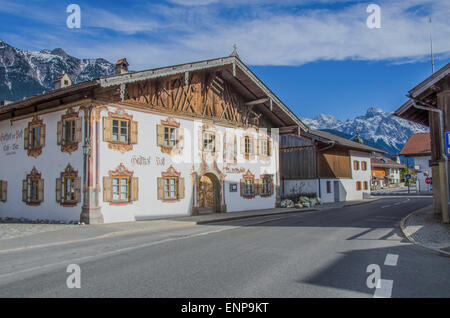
xmin=430 ymin=17 xmax=435 ymax=74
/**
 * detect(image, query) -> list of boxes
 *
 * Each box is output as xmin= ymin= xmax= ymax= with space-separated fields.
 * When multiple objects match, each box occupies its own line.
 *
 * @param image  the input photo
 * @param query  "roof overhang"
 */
xmin=394 ymin=99 xmax=429 ymax=126
xmin=99 ymin=56 xmax=307 ymax=129
xmin=394 ymin=63 xmax=450 ymax=126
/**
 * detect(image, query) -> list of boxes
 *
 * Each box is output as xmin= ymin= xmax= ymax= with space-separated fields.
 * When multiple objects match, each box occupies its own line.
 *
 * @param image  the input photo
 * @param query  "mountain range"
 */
xmin=0 ymin=40 xmax=427 ymax=155
xmin=0 ymin=40 xmax=114 ymax=102
xmin=301 ymin=107 xmax=428 ymax=155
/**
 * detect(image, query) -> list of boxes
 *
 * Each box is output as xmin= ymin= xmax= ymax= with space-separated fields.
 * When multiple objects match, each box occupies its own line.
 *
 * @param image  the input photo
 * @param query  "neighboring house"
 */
xmin=399 ymin=133 xmax=432 ymax=193
xmin=0 ymin=53 xmax=307 ymax=224
xmin=280 ymin=130 xmax=384 ymax=203
xmin=370 ymin=154 xmax=405 ymax=189
xmin=394 ymin=62 xmax=449 ymax=223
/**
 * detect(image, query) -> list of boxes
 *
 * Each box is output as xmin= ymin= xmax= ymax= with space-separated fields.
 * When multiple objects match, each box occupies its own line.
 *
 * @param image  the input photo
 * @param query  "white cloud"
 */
xmin=2 ymin=0 xmax=450 ymax=70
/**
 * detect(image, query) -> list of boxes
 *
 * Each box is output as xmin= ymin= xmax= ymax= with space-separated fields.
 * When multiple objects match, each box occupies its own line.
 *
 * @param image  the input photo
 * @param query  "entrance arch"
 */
xmin=198 ymin=173 xmax=220 ymax=214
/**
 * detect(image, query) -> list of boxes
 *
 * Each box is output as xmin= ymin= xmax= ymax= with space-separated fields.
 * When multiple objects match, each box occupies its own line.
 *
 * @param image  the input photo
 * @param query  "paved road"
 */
xmin=0 ymin=196 xmax=448 ymax=298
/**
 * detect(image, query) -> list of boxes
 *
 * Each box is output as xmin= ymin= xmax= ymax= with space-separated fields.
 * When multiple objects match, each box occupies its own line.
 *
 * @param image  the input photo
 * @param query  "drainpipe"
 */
xmin=409 ymin=97 xmax=450 ymax=223
xmin=317 ymin=140 xmax=336 ymax=200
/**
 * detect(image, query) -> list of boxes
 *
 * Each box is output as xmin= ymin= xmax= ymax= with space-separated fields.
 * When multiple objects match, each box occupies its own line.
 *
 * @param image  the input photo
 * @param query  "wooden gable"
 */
xmin=110 ymin=70 xmax=275 ymax=128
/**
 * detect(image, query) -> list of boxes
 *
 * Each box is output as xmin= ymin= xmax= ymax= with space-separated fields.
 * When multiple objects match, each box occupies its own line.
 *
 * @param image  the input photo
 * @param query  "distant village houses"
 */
xmin=370 ymin=154 xmax=404 ymax=190
xmin=399 ymin=132 xmax=432 ymax=193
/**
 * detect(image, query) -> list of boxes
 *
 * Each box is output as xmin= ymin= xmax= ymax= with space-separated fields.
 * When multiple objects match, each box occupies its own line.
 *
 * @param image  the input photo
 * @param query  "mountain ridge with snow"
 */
xmin=0 ymin=40 xmax=114 ymax=102
xmin=301 ymin=107 xmax=428 ymax=155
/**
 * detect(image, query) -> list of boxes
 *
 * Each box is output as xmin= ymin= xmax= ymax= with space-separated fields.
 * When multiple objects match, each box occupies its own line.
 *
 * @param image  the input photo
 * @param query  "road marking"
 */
xmin=0 ymin=214 xmax=300 ymax=280
xmin=374 ymin=279 xmax=393 ymax=298
xmin=381 ymin=205 xmax=391 ymax=208
xmin=384 ymin=254 xmax=399 ymax=266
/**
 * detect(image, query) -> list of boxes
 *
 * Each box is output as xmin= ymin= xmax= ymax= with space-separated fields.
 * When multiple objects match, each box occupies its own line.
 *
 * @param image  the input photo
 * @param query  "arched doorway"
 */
xmin=198 ymin=173 xmax=220 ymax=214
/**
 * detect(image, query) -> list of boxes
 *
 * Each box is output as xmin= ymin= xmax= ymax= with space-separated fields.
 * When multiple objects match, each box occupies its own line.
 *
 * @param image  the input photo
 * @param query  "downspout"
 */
xmin=317 ymin=140 xmax=336 ymax=200
xmin=409 ymin=96 xmax=450 ymax=223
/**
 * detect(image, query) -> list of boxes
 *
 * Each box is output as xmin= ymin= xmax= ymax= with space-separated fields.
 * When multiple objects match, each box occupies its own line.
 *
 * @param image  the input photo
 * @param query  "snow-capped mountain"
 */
xmin=301 ymin=107 xmax=429 ymax=155
xmin=0 ymin=40 xmax=114 ymax=102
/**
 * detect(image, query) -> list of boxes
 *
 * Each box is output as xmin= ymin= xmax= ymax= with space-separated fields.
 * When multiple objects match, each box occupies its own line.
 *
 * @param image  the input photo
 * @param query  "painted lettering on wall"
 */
xmin=1 ymin=129 xmax=23 ymax=156
xmin=131 ymin=155 xmax=166 ymax=167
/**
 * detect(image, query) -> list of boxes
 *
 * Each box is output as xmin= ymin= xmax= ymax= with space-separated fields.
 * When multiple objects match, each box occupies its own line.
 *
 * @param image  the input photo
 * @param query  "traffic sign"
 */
xmin=446 ymin=132 xmax=450 ymax=156
xmin=406 ymin=174 xmax=412 ymax=180
xmin=425 ymin=177 xmax=432 ymax=184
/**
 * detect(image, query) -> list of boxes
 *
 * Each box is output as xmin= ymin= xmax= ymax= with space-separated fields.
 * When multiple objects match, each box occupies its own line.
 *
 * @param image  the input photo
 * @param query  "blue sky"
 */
xmin=0 ymin=0 xmax=449 ymax=120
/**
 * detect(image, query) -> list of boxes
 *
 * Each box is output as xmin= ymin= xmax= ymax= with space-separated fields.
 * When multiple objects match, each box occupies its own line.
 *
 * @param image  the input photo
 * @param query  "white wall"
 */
xmin=283 ymin=179 xmax=319 ymax=198
xmin=281 ymin=151 xmax=372 ymax=204
xmin=0 ymin=108 xmax=85 ymax=222
xmin=347 ymin=150 xmax=372 ymax=200
xmin=414 ymin=156 xmax=432 ymax=192
xmin=98 ymin=106 xmax=278 ymax=223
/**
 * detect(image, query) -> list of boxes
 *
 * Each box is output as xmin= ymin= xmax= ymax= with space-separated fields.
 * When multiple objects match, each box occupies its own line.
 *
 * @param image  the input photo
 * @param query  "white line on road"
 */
xmin=374 ymin=279 xmax=394 ymax=298
xmin=384 ymin=254 xmax=399 ymax=266
xmin=0 ymin=214 xmax=300 ymax=280
xmin=381 ymin=205 xmax=391 ymax=208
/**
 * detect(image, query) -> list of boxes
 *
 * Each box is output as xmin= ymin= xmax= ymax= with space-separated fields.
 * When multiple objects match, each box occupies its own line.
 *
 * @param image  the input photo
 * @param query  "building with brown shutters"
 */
xmin=370 ymin=154 xmax=405 ymax=189
xmin=399 ymin=132 xmax=432 ymax=192
xmin=280 ymin=130 xmax=384 ymax=203
xmin=0 ymin=53 xmax=307 ymax=224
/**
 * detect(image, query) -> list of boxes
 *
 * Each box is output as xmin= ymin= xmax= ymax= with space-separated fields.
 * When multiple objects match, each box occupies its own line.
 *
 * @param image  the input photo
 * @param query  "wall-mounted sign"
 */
xmin=446 ymin=132 xmax=450 ymax=156
xmin=229 ymin=183 xmax=238 ymax=192
xmin=224 ymin=166 xmax=245 ymax=174
xmin=131 ymin=155 xmax=166 ymax=167
xmin=1 ymin=129 xmax=23 ymax=156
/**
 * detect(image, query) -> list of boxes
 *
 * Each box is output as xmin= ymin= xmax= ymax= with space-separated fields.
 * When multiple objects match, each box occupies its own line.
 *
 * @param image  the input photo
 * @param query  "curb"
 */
xmin=195 ymin=208 xmax=318 ymax=225
xmin=343 ymin=197 xmax=381 ymax=207
xmin=399 ymin=206 xmax=450 ymax=257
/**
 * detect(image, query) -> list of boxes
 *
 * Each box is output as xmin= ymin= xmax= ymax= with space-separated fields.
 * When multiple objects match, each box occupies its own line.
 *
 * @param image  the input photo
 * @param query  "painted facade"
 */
xmin=0 ymin=55 xmax=303 ymax=224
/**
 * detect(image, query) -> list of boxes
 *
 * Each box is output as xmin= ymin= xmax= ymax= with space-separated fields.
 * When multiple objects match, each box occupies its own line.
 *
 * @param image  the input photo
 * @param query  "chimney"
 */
xmin=115 ymin=58 xmax=129 ymax=75
xmin=54 ymin=72 xmax=72 ymax=90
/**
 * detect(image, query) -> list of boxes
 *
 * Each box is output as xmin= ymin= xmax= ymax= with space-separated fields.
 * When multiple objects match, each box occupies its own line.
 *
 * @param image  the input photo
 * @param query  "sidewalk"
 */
xmin=401 ymin=205 xmax=450 ymax=256
xmin=0 ymin=197 xmax=379 ymax=253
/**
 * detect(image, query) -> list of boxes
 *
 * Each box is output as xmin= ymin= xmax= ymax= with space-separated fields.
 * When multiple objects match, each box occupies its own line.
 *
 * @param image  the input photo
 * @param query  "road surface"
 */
xmin=0 ymin=196 xmax=448 ymax=298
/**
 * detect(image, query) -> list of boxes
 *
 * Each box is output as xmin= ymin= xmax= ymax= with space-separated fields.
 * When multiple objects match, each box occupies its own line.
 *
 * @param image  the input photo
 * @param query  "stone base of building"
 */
xmin=80 ymin=206 xmax=104 ymax=224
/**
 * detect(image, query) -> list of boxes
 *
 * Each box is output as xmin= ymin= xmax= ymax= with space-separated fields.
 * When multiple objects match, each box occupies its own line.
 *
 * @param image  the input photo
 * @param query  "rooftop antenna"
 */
xmin=429 ymin=17 xmax=435 ymax=74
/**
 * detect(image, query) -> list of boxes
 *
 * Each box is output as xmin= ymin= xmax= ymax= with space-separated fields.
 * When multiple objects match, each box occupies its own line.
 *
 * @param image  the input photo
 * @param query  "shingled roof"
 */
xmin=309 ymin=130 xmax=385 ymax=153
xmin=371 ymin=154 xmax=405 ymax=169
xmin=399 ymin=133 xmax=431 ymax=156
